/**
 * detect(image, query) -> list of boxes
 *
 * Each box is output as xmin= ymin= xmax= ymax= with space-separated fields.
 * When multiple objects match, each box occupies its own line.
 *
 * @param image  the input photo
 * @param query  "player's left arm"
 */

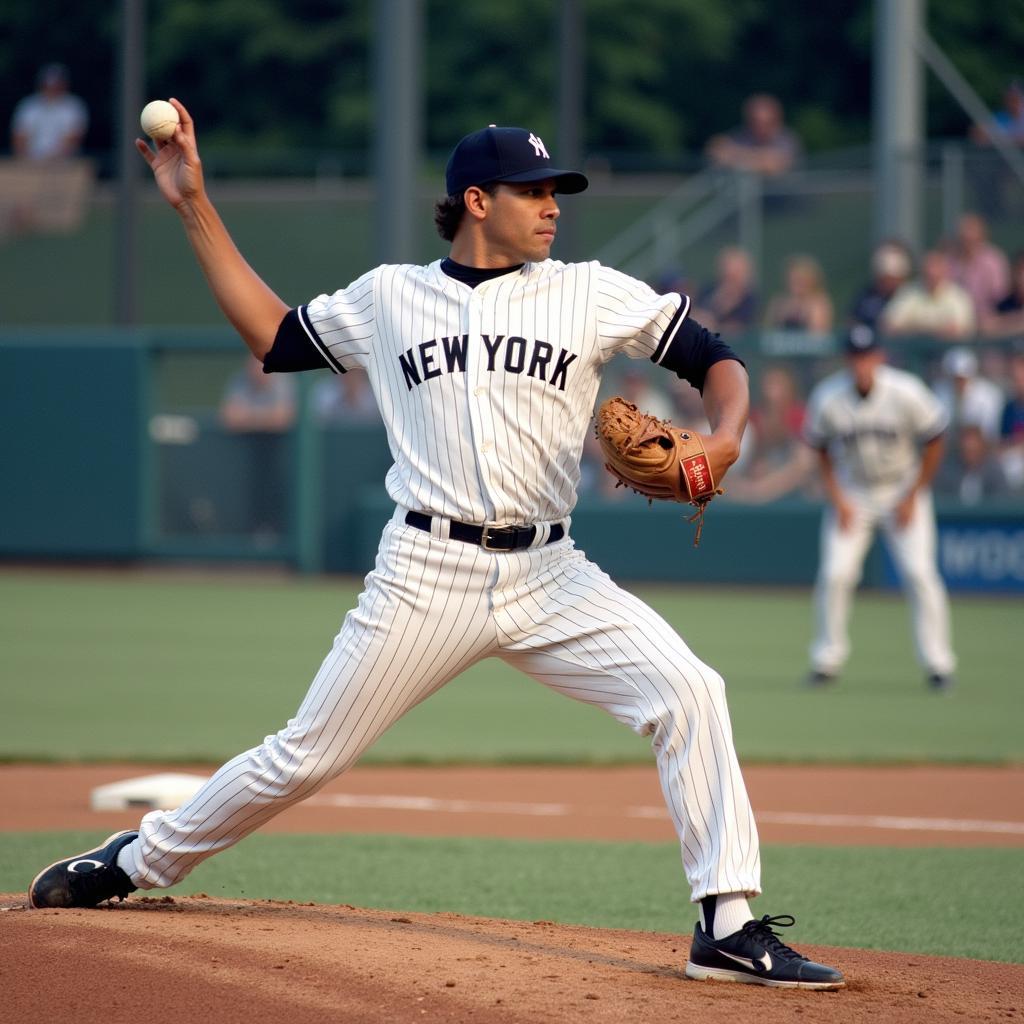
xmin=699 ymin=358 xmax=749 ymax=483
xmin=593 ymin=267 xmax=747 ymax=479
xmin=650 ymin=305 xmax=749 ymax=482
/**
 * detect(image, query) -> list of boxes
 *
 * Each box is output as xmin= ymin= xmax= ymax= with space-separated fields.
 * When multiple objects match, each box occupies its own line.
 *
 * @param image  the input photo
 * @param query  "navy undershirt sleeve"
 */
xmin=652 ymin=313 xmax=744 ymax=393
xmin=262 ymin=308 xmax=333 ymax=373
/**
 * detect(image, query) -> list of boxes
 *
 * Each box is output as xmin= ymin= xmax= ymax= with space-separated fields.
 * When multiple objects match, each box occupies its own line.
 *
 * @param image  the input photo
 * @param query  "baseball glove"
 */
xmin=595 ymin=396 xmax=723 ymax=546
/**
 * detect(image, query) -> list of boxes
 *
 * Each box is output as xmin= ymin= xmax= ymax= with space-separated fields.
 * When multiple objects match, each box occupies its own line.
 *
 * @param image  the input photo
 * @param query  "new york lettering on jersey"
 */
xmin=398 ymin=334 xmax=577 ymax=391
xmin=290 ymin=260 xmax=697 ymax=524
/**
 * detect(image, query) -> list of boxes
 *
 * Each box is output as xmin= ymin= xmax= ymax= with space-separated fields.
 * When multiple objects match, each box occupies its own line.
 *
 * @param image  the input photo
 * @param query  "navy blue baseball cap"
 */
xmin=844 ymin=323 xmax=882 ymax=354
xmin=445 ymin=126 xmax=589 ymax=197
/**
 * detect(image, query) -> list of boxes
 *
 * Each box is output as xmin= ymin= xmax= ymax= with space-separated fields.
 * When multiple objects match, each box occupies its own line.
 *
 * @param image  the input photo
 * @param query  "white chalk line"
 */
xmin=309 ymin=794 xmax=570 ymax=816
xmin=305 ymin=793 xmax=1024 ymax=836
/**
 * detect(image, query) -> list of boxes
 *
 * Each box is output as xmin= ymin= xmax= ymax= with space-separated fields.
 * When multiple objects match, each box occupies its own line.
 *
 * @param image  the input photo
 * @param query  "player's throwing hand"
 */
xmin=135 ymin=98 xmax=203 ymax=210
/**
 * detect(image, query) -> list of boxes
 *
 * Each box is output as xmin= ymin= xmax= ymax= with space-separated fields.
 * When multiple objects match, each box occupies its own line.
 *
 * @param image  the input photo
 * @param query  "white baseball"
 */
xmin=140 ymin=100 xmax=180 ymax=142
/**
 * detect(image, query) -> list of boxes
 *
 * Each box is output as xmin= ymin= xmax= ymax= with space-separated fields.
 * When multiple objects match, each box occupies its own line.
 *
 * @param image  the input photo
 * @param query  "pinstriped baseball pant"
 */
xmin=121 ymin=509 xmax=761 ymax=902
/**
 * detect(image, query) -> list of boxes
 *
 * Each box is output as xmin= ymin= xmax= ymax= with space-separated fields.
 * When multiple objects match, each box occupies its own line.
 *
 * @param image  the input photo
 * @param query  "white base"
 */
xmin=90 ymin=772 xmax=209 ymax=812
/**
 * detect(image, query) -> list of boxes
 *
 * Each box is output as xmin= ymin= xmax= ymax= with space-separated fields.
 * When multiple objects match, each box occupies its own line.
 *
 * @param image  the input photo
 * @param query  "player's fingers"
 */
xmin=169 ymin=97 xmax=193 ymax=134
xmin=135 ymin=137 xmax=156 ymax=166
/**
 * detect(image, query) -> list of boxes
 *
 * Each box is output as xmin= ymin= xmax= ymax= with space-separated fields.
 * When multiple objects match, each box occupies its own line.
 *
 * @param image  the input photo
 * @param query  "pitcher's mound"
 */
xmin=1 ymin=895 xmax=1017 ymax=1023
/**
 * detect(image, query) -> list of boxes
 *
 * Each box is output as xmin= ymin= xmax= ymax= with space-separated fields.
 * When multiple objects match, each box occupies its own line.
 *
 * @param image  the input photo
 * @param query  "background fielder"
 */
xmin=28 ymin=101 xmax=843 ymax=990
xmin=803 ymin=324 xmax=956 ymax=691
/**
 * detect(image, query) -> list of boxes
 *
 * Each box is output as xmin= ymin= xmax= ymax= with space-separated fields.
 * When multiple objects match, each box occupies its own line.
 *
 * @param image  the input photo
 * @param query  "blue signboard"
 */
xmin=881 ymin=521 xmax=1024 ymax=593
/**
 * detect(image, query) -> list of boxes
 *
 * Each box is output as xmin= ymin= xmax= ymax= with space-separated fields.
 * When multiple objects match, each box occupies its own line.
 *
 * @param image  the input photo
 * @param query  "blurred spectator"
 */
xmin=763 ymin=254 xmax=834 ymax=333
xmin=220 ymin=356 xmax=296 ymax=539
xmin=970 ymin=79 xmax=1024 ymax=148
xmin=667 ymin=377 xmax=712 ymax=433
xmin=935 ymin=423 xmax=1011 ymax=505
xmin=849 ymin=239 xmax=913 ymax=330
xmin=982 ymin=250 xmax=1024 ymax=337
xmin=727 ymin=365 xmax=816 ymax=502
xmin=932 ymin=347 xmax=1004 ymax=441
xmin=10 ymin=63 xmax=88 ymax=161
xmin=616 ymin=366 xmax=675 ymax=421
xmin=705 ymin=94 xmax=802 ymax=178
xmin=652 ymin=268 xmax=698 ymax=310
xmin=967 ymin=81 xmax=1024 ymax=218
xmin=3 ymin=63 xmax=93 ymax=237
xmin=880 ymin=249 xmax=975 ymax=340
xmin=948 ymin=213 xmax=1010 ymax=323
xmin=312 ymin=371 xmax=379 ymax=423
xmin=998 ymin=347 xmax=1024 ymax=489
xmin=221 ymin=356 xmax=296 ymax=432
xmin=691 ymin=246 xmax=758 ymax=335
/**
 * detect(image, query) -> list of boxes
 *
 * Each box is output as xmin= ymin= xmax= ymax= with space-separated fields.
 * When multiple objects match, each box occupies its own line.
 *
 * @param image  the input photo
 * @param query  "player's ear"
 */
xmin=463 ymin=186 xmax=491 ymax=222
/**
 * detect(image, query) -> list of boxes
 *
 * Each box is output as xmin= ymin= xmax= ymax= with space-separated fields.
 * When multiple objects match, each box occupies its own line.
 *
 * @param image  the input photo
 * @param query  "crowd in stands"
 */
xmin=206 ymin=88 xmax=1022 ymax=514
xmin=198 ymin=87 xmax=1024 ymax=515
xmin=588 ymin=192 xmax=1024 ymax=506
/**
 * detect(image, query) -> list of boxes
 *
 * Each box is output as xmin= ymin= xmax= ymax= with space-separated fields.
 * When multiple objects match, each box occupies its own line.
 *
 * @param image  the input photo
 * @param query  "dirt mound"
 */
xmin=2 ymin=895 xmax=1018 ymax=1023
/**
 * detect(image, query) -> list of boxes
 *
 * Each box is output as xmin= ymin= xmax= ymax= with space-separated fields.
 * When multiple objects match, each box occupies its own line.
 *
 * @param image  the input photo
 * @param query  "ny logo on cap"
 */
xmin=528 ymin=133 xmax=549 ymax=159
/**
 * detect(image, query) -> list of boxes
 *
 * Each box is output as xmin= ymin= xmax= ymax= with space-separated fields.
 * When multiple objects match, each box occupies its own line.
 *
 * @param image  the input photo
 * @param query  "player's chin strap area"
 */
xmin=404 ymin=510 xmax=565 ymax=551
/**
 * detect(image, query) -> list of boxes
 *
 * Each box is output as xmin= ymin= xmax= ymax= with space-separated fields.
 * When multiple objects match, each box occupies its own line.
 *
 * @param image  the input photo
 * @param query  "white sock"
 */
xmin=116 ymin=840 xmax=140 ymax=883
xmin=700 ymin=892 xmax=753 ymax=940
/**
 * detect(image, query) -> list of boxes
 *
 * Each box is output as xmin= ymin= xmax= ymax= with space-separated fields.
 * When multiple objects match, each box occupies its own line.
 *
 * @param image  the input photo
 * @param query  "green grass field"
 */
xmin=1 ymin=567 xmax=1020 ymax=962
xmin=0 ymin=569 xmax=1018 ymax=764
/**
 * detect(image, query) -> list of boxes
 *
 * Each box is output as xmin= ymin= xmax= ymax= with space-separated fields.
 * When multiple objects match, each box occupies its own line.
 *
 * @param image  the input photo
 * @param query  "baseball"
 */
xmin=140 ymin=99 xmax=180 ymax=142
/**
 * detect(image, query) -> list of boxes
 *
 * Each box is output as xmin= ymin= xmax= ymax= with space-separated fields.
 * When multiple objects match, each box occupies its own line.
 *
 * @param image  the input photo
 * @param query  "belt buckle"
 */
xmin=481 ymin=526 xmax=512 ymax=551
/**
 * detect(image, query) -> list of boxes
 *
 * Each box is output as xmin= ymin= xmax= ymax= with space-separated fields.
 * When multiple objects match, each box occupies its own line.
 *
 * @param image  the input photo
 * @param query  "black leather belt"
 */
xmin=405 ymin=511 xmax=564 ymax=551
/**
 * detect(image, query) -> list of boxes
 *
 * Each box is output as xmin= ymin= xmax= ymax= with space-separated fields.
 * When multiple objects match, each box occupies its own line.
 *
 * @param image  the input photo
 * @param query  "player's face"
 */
xmin=481 ymin=180 xmax=561 ymax=263
xmin=848 ymin=349 xmax=885 ymax=394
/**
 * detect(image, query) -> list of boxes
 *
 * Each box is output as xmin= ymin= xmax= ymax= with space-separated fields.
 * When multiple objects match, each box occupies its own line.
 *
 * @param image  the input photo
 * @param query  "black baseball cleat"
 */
xmin=685 ymin=914 xmax=845 ymax=990
xmin=28 ymin=830 xmax=139 ymax=909
xmin=803 ymin=669 xmax=837 ymax=689
xmin=926 ymin=673 xmax=955 ymax=693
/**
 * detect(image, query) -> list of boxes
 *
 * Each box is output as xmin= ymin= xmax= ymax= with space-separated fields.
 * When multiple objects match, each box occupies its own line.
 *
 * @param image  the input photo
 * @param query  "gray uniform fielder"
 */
xmin=803 ymin=325 xmax=956 ymax=687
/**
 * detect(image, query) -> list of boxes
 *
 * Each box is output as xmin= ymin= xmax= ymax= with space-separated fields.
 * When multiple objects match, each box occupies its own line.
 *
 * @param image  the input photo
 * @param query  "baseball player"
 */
xmin=803 ymin=324 xmax=956 ymax=691
xmin=29 ymin=100 xmax=843 ymax=990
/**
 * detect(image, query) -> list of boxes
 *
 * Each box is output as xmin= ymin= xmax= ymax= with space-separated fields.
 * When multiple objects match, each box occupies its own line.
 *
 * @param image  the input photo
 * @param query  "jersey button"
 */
xmin=473 ymin=387 xmax=485 ymax=397
xmin=480 ymin=441 xmax=492 ymax=453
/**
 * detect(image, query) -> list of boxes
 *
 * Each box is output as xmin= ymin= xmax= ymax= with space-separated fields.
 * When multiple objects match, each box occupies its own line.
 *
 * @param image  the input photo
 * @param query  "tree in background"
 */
xmin=1 ymin=1 xmax=1023 ymax=171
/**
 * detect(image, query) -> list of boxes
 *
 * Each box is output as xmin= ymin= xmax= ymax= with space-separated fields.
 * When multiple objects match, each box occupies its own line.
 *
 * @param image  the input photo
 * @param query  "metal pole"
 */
xmin=115 ymin=0 xmax=144 ymax=324
xmin=557 ymin=0 xmax=584 ymax=261
xmin=941 ymin=143 xmax=964 ymax=238
xmin=917 ymin=30 xmax=1024 ymax=187
xmin=736 ymin=172 xmax=763 ymax=289
xmin=873 ymin=0 xmax=924 ymax=252
xmin=374 ymin=0 xmax=422 ymax=264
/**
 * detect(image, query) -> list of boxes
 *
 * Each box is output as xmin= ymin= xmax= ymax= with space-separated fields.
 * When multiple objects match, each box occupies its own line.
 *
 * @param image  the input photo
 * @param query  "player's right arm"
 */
xmin=135 ymin=98 xmax=288 ymax=361
xmin=804 ymin=383 xmax=854 ymax=530
xmin=816 ymin=449 xmax=854 ymax=531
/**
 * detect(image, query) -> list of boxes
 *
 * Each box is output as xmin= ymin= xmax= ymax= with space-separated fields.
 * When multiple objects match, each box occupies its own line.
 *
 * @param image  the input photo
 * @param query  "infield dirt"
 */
xmin=3 ymin=896 xmax=1021 ymax=1024
xmin=3 ymin=762 xmax=1022 ymax=1022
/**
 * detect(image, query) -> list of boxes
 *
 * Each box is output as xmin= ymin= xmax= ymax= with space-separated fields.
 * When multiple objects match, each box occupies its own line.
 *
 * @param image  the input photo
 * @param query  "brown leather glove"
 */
xmin=595 ymin=396 xmax=723 ymax=545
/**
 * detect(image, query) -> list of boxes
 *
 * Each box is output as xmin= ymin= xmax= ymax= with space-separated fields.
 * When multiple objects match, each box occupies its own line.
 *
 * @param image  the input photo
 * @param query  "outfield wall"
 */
xmin=2 ymin=329 xmax=1021 ymax=591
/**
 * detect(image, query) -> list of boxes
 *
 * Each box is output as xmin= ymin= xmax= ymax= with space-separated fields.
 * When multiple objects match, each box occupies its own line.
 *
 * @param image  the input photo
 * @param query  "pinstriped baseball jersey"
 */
xmin=804 ymin=364 xmax=948 ymax=491
xmin=296 ymin=259 xmax=691 ymax=525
